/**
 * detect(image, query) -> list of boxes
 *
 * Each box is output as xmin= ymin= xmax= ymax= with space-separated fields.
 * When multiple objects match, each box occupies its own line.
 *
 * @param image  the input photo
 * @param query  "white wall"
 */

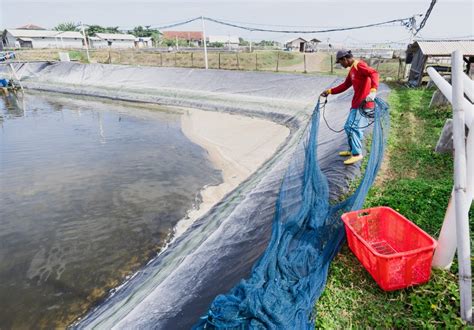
xmin=109 ymin=40 xmax=135 ymax=49
xmin=57 ymin=38 xmax=84 ymax=49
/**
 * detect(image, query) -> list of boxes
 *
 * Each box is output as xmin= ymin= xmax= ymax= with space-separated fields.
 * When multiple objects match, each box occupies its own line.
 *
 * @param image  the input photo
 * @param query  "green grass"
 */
xmin=315 ymin=85 xmax=472 ymax=328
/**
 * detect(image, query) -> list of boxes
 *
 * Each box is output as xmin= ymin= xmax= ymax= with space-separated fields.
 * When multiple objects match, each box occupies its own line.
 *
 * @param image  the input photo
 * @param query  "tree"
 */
xmin=129 ymin=26 xmax=162 ymax=46
xmin=54 ymin=22 xmax=78 ymax=32
xmin=255 ymin=40 xmax=276 ymax=47
xmin=85 ymin=25 xmax=120 ymax=36
xmin=239 ymin=37 xmax=249 ymax=46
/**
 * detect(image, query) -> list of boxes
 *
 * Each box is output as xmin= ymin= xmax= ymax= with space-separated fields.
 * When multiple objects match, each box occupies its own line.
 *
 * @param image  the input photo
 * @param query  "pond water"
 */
xmin=0 ymin=92 xmax=221 ymax=328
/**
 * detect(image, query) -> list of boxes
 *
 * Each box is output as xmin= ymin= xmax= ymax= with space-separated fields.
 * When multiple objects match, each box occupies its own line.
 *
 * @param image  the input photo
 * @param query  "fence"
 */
xmin=10 ymin=48 xmax=406 ymax=80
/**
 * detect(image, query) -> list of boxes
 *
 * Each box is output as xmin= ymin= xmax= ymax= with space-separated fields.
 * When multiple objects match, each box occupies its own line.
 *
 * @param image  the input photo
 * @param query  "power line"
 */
xmin=203 ymin=16 xmax=418 ymax=34
xmin=415 ymin=0 xmax=437 ymax=35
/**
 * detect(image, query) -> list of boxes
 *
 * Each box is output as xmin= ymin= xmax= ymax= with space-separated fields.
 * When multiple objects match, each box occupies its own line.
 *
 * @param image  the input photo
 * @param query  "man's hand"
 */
xmin=366 ymin=89 xmax=377 ymax=102
xmin=320 ymin=89 xmax=330 ymax=97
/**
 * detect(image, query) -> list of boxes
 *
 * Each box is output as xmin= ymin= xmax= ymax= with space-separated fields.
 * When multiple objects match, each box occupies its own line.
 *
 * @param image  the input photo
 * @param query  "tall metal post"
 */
xmin=451 ymin=50 xmax=472 ymax=323
xmin=80 ymin=22 xmax=90 ymax=63
xmin=201 ymin=16 xmax=208 ymax=70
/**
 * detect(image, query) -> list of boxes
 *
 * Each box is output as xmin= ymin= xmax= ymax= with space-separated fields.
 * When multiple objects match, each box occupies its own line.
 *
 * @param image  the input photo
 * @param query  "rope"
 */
xmin=319 ymin=96 xmax=375 ymax=134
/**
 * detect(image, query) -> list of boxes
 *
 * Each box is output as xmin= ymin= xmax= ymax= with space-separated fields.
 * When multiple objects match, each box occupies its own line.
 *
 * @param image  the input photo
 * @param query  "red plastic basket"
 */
xmin=341 ymin=207 xmax=437 ymax=291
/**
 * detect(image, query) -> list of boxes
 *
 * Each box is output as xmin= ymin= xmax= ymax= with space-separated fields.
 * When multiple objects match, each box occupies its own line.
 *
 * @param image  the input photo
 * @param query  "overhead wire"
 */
xmin=415 ymin=0 xmax=437 ymax=35
xmin=203 ymin=16 xmax=417 ymax=34
xmin=118 ymin=15 xmax=421 ymax=35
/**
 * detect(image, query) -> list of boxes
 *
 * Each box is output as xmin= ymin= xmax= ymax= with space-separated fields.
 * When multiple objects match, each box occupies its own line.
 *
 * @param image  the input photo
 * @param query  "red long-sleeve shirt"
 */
xmin=329 ymin=60 xmax=379 ymax=109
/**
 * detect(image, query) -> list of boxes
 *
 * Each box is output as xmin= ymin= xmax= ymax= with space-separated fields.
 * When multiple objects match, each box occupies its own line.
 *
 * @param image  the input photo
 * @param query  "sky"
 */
xmin=0 ymin=0 xmax=473 ymax=45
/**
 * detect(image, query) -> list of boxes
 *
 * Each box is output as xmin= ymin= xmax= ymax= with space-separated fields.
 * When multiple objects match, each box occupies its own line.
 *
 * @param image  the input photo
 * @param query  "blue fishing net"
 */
xmin=195 ymin=98 xmax=390 ymax=329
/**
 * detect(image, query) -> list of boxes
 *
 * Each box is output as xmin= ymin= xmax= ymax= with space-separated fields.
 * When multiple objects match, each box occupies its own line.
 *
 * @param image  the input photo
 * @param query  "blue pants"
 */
xmin=0 ymin=79 xmax=8 ymax=88
xmin=344 ymin=108 xmax=368 ymax=156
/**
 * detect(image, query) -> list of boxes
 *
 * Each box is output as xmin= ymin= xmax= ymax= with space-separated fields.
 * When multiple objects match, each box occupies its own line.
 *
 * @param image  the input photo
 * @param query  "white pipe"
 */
xmin=451 ymin=50 xmax=472 ymax=323
xmin=427 ymin=67 xmax=474 ymax=127
xmin=201 ymin=16 xmax=208 ymax=70
xmin=431 ymin=63 xmax=474 ymax=270
xmin=463 ymin=73 xmax=474 ymax=103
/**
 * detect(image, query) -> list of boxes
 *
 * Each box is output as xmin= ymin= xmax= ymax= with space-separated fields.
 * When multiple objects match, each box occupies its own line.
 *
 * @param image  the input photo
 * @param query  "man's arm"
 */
xmin=326 ymin=74 xmax=353 ymax=95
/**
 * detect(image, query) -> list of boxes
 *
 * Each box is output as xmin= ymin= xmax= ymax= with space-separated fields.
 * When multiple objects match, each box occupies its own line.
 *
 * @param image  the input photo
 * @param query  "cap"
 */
xmin=336 ymin=49 xmax=351 ymax=62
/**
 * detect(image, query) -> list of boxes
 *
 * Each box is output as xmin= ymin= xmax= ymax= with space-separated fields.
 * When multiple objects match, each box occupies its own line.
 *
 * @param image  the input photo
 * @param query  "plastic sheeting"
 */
xmin=2 ymin=62 xmax=389 ymax=329
xmin=195 ymin=98 xmax=389 ymax=328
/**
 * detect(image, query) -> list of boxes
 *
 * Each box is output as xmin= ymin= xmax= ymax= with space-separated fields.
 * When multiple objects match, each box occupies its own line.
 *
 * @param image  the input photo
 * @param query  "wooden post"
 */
xmin=304 ymin=53 xmax=307 ymax=73
xmin=330 ymin=54 xmax=334 ymax=74
xmin=376 ymin=59 xmax=380 ymax=71
xmin=191 ymin=52 xmax=194 ymax=68
xmin=108 ymin=49 xmax=111 ymax=64
xmin=174 ymin=52 xmax=177 ymax=67
xmin=397 ymin=58 xmax=402 ymax=81
xmin=276 ymin=51 xmax=280 ymax=72
xmin=160 ymin=52 xmax=163 ymax=66
xmin=255 ymin=52 xmax=258 ymax=71
xmin=236 ymin=52 xmax=240 ymax=70
xmin=218 ymin=52 xmax=221 ymax=69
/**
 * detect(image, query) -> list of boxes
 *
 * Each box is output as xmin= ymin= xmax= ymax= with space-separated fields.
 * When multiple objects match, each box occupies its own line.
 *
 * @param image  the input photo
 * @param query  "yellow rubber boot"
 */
xmin=344 ymin=154 xmax=363 ymax=165
xmin=338 ymin=151 xmax=351 ymax=157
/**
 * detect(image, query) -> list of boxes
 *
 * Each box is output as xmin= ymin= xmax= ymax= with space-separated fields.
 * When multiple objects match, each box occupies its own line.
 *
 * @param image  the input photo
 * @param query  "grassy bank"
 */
xmin=315 ymin=85 xmax=472 ymax=328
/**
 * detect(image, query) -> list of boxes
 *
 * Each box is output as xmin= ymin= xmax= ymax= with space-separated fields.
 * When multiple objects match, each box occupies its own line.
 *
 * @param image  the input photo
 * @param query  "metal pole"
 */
xmin=330 ymin=54 xmax=334 ymax=74
xmin=160 ymin=52 xmax=163 ymax=66
xmin=236 ymin=52 xmax=240 ymax=70
xmin=80 ymin=22 xmax=90 ymax=63
xmin=451 ymin=50 xmax=472 ymax=323
xmin=191 ymin=52 xmax=194 ymax=68
xmin=218 ymin=52 xmax=221 ymax=69
xmin=255 ymin=52 xmax=258 ymax=71
xmin=201 ymin=16 xmax=208 ymax=70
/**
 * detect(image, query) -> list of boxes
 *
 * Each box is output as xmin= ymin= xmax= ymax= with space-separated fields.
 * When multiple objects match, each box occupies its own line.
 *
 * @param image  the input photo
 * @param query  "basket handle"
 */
xmin=357 ymin=210 xmax=371 ymax=217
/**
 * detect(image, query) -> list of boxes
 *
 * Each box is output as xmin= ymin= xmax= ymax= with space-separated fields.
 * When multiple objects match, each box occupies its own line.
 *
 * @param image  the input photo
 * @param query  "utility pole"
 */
xmin=80 ymin=22 xmax=90 ymax=63
xmin=201 ymin=16 xmax=208 ymax=69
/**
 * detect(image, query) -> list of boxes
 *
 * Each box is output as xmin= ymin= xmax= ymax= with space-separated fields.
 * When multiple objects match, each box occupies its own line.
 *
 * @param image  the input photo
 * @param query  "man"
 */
xmin=321 ymin=49 xmax=379 ymax=165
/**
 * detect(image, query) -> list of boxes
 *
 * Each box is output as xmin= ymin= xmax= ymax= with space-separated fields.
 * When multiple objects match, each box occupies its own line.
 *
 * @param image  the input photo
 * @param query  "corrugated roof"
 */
xmin=16 ymin=24 xmax=46 ymax=30
xmin=95 ymin=33 xmax=136 ymax=40
xmin=163 ymin=31 xmax=203 ymax=40
xmin=207 ymin=35 xmax=240 ymax=44
xmin=6 ymin=29 xmax=84 ymax=39
xmin=415 ymin=40 xmax=474 ymax=56
xmin=285 ymin=37 xmax=308 ymax=44
xmin=6 ymin=29 xmax=58 ymax=38
xmin=56 ymin=31 xmax=83 ymax=39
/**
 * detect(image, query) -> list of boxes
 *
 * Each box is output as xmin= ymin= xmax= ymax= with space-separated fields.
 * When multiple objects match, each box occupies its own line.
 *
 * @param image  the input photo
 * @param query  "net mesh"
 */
xmin=195 ymin=97 xmax=390 ymax=329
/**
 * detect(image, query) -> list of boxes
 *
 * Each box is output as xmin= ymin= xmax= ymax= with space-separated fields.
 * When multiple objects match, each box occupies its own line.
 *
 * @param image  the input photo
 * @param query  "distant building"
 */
xmin=94 ymin=33 xmax=136 ymax=48
xmin=207 ymin=35 xmax=240 ymax=49
xmin=135 ymin=37 xmax=153 ymax=48
xmin=2 ymin=29 xmax=84 ymax=49
xmin=407 ymin=39 xmax=474 ymax=86
xmin=16 ymin=24 xmax=46 ymax=30
xmin=88 ymin=36 xmax=107 ymax=49
xmin=162 ymin=31 xmax=203 ymax=46
xmin=285 ymin=37 xmax=308 ymax=52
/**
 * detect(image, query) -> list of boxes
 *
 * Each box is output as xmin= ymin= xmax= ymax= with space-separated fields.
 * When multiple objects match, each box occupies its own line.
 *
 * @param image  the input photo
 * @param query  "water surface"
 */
xmin=0 ymin=92 xmax=221 ymax=328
